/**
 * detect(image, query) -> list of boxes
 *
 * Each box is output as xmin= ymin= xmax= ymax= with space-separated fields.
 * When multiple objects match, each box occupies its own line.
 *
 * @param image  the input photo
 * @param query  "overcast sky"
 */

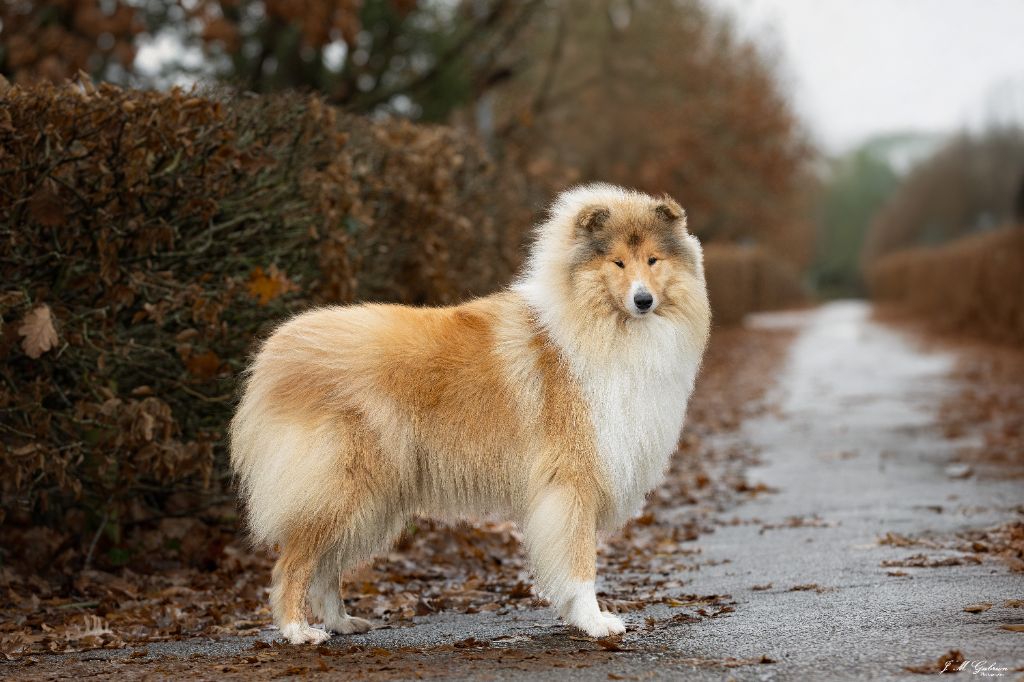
xmin=706 ymin=0 xmax=1024 ymax=154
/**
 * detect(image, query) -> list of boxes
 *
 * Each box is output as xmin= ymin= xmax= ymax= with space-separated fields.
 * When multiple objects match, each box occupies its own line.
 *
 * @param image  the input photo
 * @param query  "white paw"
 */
xmin=599 ymin=611 xmax=627 ymax=635
xmin=569 ymin=610 xmax=627 ymax=638
xmin=323 ymin=615 xmax=373 ymax=635
xmin=280 ymin=622 xmax=331 ymax=645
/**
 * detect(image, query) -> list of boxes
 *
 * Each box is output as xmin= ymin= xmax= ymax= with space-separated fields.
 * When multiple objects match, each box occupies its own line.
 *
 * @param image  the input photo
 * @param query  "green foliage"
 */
xmin=813 ymin=141 xmax=900 ymax=296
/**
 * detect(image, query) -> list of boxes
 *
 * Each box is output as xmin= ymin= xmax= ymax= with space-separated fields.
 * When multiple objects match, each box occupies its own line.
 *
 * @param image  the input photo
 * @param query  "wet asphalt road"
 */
xmin=663 ymin=302 xmax=1024 ymax=680
xmin=20 ymin=302 xmax=1024 ymax=680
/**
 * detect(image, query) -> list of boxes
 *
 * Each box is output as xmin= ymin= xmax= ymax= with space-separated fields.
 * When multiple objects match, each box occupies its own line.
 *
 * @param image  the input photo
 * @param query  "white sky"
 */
xmin=706 ymin=0 xmax=1024 ymax=153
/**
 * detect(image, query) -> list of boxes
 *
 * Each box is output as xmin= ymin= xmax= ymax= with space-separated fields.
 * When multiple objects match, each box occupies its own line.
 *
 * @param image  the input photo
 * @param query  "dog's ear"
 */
xmin=654 ymin=197 xmax=687 ymax=231
xmin=575 ymin=205 xmax=611 ymax=234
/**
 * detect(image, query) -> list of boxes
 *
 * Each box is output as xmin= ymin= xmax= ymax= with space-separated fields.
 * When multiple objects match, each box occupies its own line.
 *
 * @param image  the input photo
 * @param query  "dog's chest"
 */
xmin=576 ymin=341 xmax=699 ymax=525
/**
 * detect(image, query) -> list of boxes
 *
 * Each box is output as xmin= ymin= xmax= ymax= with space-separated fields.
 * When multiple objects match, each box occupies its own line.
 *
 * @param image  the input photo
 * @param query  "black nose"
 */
xmin=634 ymin=291 xmax=653 ymax=312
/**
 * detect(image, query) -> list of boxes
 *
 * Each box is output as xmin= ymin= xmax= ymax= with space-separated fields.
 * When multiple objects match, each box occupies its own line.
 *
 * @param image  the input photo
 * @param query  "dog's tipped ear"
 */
xmin=655 ymin=197 xmax=687 ymax=230
xmin=575 ymin=205 xmax=611 ymax=234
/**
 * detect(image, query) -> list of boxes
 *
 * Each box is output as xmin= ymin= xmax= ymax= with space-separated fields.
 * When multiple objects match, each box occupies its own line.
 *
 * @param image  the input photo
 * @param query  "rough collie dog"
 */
xmin=230 ymin=184 xmax=711 ymax=644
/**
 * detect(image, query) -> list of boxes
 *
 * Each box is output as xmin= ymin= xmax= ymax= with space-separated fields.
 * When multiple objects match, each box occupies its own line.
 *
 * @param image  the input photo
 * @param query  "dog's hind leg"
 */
xmin=271 ymin=524 xmax=333 ymax=645
xmin=308 ymin=549 xmax=372 ymax=635
xmin=525 ymin=486 xmax=625 ymax=638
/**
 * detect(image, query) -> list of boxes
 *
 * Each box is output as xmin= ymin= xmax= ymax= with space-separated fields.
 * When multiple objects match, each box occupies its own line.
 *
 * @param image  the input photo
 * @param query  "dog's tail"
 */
xmin=229 ymin=340 xmax=343 ymax=548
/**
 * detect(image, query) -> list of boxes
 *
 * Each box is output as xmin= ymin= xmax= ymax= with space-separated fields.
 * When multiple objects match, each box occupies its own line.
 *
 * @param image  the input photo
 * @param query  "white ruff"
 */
xmin=578 ymin=322 xmax=699 ymax=526
xmin=515 ymin=280 xmax=703 ymax=528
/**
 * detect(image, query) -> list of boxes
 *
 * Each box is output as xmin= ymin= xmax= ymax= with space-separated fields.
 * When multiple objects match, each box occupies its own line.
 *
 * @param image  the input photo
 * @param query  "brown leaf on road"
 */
xmin=878 ymin=531 xmax=923 ymax=547
xmin=18 ymin=304 xmax=59 ymax=358
xmin=904 ymin=649 xmax=965 ymax=674
xmin=599 ymin=597 xmax=646 ymax=613
xmin=452 ymin=637 xmax=490 ymax=649
xmin=1001 ymin=624 xmax=1024 ymax=632
xmin=963 ymin=602 xmax=992 ymax=613
xmin=661 ymin=594 xmax=733 ymax=607
xmin=881 ymin=553 xmax=982 ymax=568
xmin=788 ymin=583 xmax=829 ymax=593
xmin=595 ymin=636 xmax=633 ymax=652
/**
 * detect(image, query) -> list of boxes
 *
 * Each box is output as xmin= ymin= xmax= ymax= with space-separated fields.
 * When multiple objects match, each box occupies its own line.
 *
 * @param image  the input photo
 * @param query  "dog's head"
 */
xmin=524 ymin=185 xmax=704 ymax=326
xmin=569 ymin=193 xmax=702 ymax=319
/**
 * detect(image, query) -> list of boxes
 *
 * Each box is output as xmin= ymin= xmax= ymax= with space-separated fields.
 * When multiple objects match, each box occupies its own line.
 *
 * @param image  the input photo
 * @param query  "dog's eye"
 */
xmin=648 ymin=257 xmax=658 ymax=266
xmin=613 ymin=260 xmax=625 ymax=268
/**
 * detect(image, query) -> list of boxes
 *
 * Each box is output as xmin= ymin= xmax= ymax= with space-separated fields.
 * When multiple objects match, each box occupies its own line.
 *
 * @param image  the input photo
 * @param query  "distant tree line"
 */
xmin=863 ymin=126 xmax=1024 ymax=261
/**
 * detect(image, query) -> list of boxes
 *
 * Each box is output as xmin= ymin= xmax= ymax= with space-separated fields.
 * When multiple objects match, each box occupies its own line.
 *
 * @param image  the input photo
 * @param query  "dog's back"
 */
xmin=232 ymin=296 xmax=550 ymax=545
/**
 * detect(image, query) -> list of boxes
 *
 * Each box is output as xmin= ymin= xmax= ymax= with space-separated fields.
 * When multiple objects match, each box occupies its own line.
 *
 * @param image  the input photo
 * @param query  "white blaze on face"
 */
xmin=627 ymin=279 xmax=656 ymax=317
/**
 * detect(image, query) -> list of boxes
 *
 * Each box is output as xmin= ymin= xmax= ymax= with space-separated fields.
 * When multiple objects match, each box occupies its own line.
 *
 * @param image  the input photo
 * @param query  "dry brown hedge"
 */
xmin=0 ymin=79 xmax=529 ymax=559
xmin=704 ymin=244 xmax=807 ymax=326
xmin=865 ymin=227 xmax=1024 ymax=345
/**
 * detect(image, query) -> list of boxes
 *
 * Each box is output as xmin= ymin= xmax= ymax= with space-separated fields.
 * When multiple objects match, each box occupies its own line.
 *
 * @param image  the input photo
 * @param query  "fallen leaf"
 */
xmin=452 ymin=637 xmax=489 ymax=649
xmin=963 ymin=602 xmax=992 ymax=613
xmin=879 ymin=532 xmax=918 ymax=547
xmin=595 ymin=637 xmax=633 ymax=652
xmin=18 ymin=304 xmax=59 ymax=359
xmin=248 ymin=265 xmax=297 ymax=305
xmin=788 ymin=583 xmax=828 ymax=593
xmin=882 ymin=553 xmax=981 ymax=568
xmin=186 ymin=350 xmax=222 ymax=379
xmin=1001 ymin=624 xmax=1024 ymax=632
xmin=904 ymin=649 xmax=965 ymax=674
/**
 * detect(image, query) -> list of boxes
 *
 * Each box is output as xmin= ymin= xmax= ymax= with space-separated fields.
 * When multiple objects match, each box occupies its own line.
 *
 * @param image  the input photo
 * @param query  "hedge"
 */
xmin=0 ymin=78 xmax=529 ymax=554
xmin=866 ymin=227 xmax=1024 ymax=345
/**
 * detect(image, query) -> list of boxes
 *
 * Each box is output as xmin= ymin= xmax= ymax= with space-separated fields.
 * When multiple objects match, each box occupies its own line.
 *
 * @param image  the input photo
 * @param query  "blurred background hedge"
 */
xmin=704 ymin=245 xmax=806 ymax=326
xmin=866 ymin=227 xmax=1024 ymax=345
xmin=858 ymin=127 xmax=1024 ymax=345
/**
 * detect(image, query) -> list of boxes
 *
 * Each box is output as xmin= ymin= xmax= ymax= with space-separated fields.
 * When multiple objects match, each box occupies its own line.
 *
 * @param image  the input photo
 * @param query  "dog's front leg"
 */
xmin=525 ymin=487 xmax=626 ymax=638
